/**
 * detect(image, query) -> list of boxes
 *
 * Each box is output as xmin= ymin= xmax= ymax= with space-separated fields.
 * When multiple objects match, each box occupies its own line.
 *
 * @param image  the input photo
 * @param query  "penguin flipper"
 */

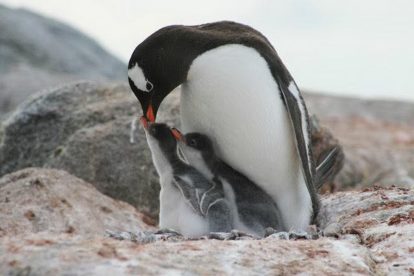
xmin=173 ymin=175 xmax=203 ymax=216
xmin=199 ymin=178 xmax=225 ymax=216
xmin=203 ymin=177 xmax=233 ymax=232
xmin=277 ymin=79 xmax=320 ymax=220
xmin=315 ymin=146 xmax=342 ymax=190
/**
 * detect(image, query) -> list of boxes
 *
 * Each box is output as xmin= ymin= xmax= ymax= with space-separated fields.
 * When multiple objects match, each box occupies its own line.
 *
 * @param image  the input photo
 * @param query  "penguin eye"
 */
xmin=188 ymin=138 xmax=197 ymax=147
xmin=146 ymin=81 xmax=153 ymax=92
xmin=150 ymin=127 xmax=157 ymax=136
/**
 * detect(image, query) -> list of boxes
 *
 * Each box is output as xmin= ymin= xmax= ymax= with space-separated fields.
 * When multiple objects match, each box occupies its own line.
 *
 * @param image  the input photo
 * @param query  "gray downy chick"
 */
xmin=175 ymin=129 xmax=286 ymax=237
xmin=141 ymin=117 xmax=233 ymax=237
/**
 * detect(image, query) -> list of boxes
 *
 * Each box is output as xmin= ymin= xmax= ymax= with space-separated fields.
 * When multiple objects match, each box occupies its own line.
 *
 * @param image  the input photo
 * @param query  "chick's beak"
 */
xmin=171 ymin=128 xmax=183 ymax=141
xmin=139 ymin=116 xmax=149 ymax=129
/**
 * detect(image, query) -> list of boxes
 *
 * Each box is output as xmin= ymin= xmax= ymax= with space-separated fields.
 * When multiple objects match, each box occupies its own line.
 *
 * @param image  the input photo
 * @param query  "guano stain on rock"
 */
xmin=23 ymin=210 xmax=35 ymax=221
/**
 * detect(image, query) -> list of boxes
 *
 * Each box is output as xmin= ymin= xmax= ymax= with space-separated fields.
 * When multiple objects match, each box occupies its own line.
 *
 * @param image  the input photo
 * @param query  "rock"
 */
xmin=0 ymin=81 xmax=179 ymax=219
xmin=0 ymin=234 xmax=375 ymax=275
xmin=322 ymin=222 xmax=342 ymax=238
xmin=304 ymin=93 xmax=414 ymax=125
xmin=0 ymin=4 xmax=126 ymax=117
xmin=305 ymin=93 xmax=414 ymax=191
xmin=1 ymin=187 xmax=413 ymax=275
xmin=330 ymin=117 xmax=414 ymax=190
xmin=0 ymin=168 xmax=153 ymax=237
xmin=318 ymin=186 xmax=414 ymax=275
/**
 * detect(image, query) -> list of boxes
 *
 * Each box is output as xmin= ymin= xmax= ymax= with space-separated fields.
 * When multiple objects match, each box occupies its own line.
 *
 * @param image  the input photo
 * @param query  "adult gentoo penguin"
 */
xmin=128 ymin=21 xmax=319 ymax=230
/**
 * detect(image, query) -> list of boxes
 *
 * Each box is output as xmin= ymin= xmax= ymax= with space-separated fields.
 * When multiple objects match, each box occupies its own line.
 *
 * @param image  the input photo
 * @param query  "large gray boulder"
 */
xmin=305 ymin=93 xmax=414 ymax=125
xmin=0 ymin=4 xmax=126 ymax=116
xmin=0 ymin=81 xmax=179 ymax=218
xmin=305 ymin=93 xmax=414 ymax=191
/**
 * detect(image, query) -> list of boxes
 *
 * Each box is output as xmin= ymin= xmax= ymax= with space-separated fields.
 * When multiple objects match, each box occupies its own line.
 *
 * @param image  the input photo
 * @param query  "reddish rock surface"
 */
xmin=0 ymin=169 xmax=412 ymax=275
xmin=305 ymin=93 xmax=414 ymax=191
xmin=0 ymin=168 xmax=154 ymax=237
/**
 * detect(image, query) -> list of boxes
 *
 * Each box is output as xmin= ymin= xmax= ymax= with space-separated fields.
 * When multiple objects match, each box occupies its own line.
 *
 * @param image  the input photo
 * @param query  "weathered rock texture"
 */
xmin=0 ymin=4 xmax=126 ymax=116
xmin=305 ymin=93 xmax=414 ymax=191
xmin=0 ymin=234 xmax=375 ymax=275
xmin=0 ymin=170 xmax=412 ymax=275
xmin=318 ymin=186 xmax=414 ymax=275
xmin=0 ymin=82 xmax=179 ymax=218
xmin=0 ymin=168 xmax=153 ymax=237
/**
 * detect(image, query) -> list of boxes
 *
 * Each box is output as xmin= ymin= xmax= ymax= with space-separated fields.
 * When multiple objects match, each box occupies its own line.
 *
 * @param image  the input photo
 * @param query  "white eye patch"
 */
xmin=128 ymin=63 xmax=153 ymax=92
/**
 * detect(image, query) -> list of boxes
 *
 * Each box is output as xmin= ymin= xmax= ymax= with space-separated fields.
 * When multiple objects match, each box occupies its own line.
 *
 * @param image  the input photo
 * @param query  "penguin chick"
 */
xmin=141 ymin=117 xmax=233 ymax=237
xmin=174 ymin=129 xmax=286 ymax=237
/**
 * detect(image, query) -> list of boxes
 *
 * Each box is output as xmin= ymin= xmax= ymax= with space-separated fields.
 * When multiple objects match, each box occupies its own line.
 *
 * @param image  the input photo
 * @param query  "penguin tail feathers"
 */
xmin=314 ymin=145 xmax=344 ymax=191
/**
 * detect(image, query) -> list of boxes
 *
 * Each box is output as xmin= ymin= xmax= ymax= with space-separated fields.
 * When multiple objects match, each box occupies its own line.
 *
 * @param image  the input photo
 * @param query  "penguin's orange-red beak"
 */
xmin=171 ymin=128 xmax=183 ymax=140
xmin=146 ymin=105 xmax=155 ymax=122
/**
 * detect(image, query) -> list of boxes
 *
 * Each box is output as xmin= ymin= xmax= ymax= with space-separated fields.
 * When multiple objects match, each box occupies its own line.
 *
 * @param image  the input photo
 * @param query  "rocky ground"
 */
xmin=0 ymin=168 xmax=153 ymax=237
xmin=0 ymin=169 xmax=413 ymax=275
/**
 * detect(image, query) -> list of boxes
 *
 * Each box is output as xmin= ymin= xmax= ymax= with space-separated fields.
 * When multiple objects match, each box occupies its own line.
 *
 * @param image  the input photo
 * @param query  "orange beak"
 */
xmin=146 ymin=105 xmax=155 ymax=122
xmin=139 ymin=116 xmax=149 ymax=129
xmin=171 ymin=128 xmax=183 ymax=140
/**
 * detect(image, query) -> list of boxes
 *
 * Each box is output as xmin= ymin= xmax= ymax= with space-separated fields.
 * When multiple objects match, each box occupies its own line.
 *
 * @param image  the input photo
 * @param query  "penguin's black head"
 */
xmin=182 ymin=133 xmax=214 ymax=154
xmin=169 ymin=127 xmax=214 ymax=153
xmin=128 ymin=26 xmax=193 ymax=122
xmin=140 ymin=117 xmax=177 ymax=153
xmin=174 ymin=130 xmax=216 ymax=167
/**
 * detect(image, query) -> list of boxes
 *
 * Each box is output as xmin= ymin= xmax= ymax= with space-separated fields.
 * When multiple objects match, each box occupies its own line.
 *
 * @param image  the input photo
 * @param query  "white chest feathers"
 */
xmin=180 ymin=44 xmax=312 ymax=231
xmin=159 ymin=181 xmax=208 ymax=238
xmin=145 ymin=133 xmax=209 ymax=237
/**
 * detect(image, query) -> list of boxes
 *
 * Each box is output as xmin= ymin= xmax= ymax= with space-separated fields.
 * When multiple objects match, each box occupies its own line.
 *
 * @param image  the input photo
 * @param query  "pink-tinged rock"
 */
xmin=319 ymin=186 xmax=414 ymax=275
xmin=0 ymin=168 xmax=154 ymax=237
xmin=0 ymin=233 xmax=374 ymax=275
xmin=305 ymin=93 xmax=414 ymax=191
xmin=1 ymin=179 xmax=413 ymax=275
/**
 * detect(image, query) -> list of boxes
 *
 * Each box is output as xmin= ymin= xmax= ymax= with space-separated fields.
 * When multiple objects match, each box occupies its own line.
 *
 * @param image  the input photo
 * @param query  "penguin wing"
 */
xmin=277 ymin=79 xmax=319 ymax=216
xmin=315 ymin=145 xmax=344 ymax=190
xmin=199 ymin=177 xmax=226 ymax=216
xmin=173 ymin=175 xmax=202 ymax=215
xmin=173 ymin=172 xmax=216 ymax=216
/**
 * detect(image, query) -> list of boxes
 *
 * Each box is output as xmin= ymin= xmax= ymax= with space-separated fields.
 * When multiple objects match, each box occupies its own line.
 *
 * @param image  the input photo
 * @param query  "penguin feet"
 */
xmin=107 ymin=228 xmax=322 ymax=242
xmin=106 ymin=230 xmax=157 ymax=243
xmin=264 ymin=227 xmax=279 ymax=237
xmin=153 ymin=228 xmax=184 ymax=241
xmin=154 ymin=228 xmax=181 ymax=236
xmin=106 ymin=228 xmax=184 ymax=244
xmin=207 ymin=229 xmax=257 ymax=240
xmin=266 ymin=225 xmax=321 ymax=240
